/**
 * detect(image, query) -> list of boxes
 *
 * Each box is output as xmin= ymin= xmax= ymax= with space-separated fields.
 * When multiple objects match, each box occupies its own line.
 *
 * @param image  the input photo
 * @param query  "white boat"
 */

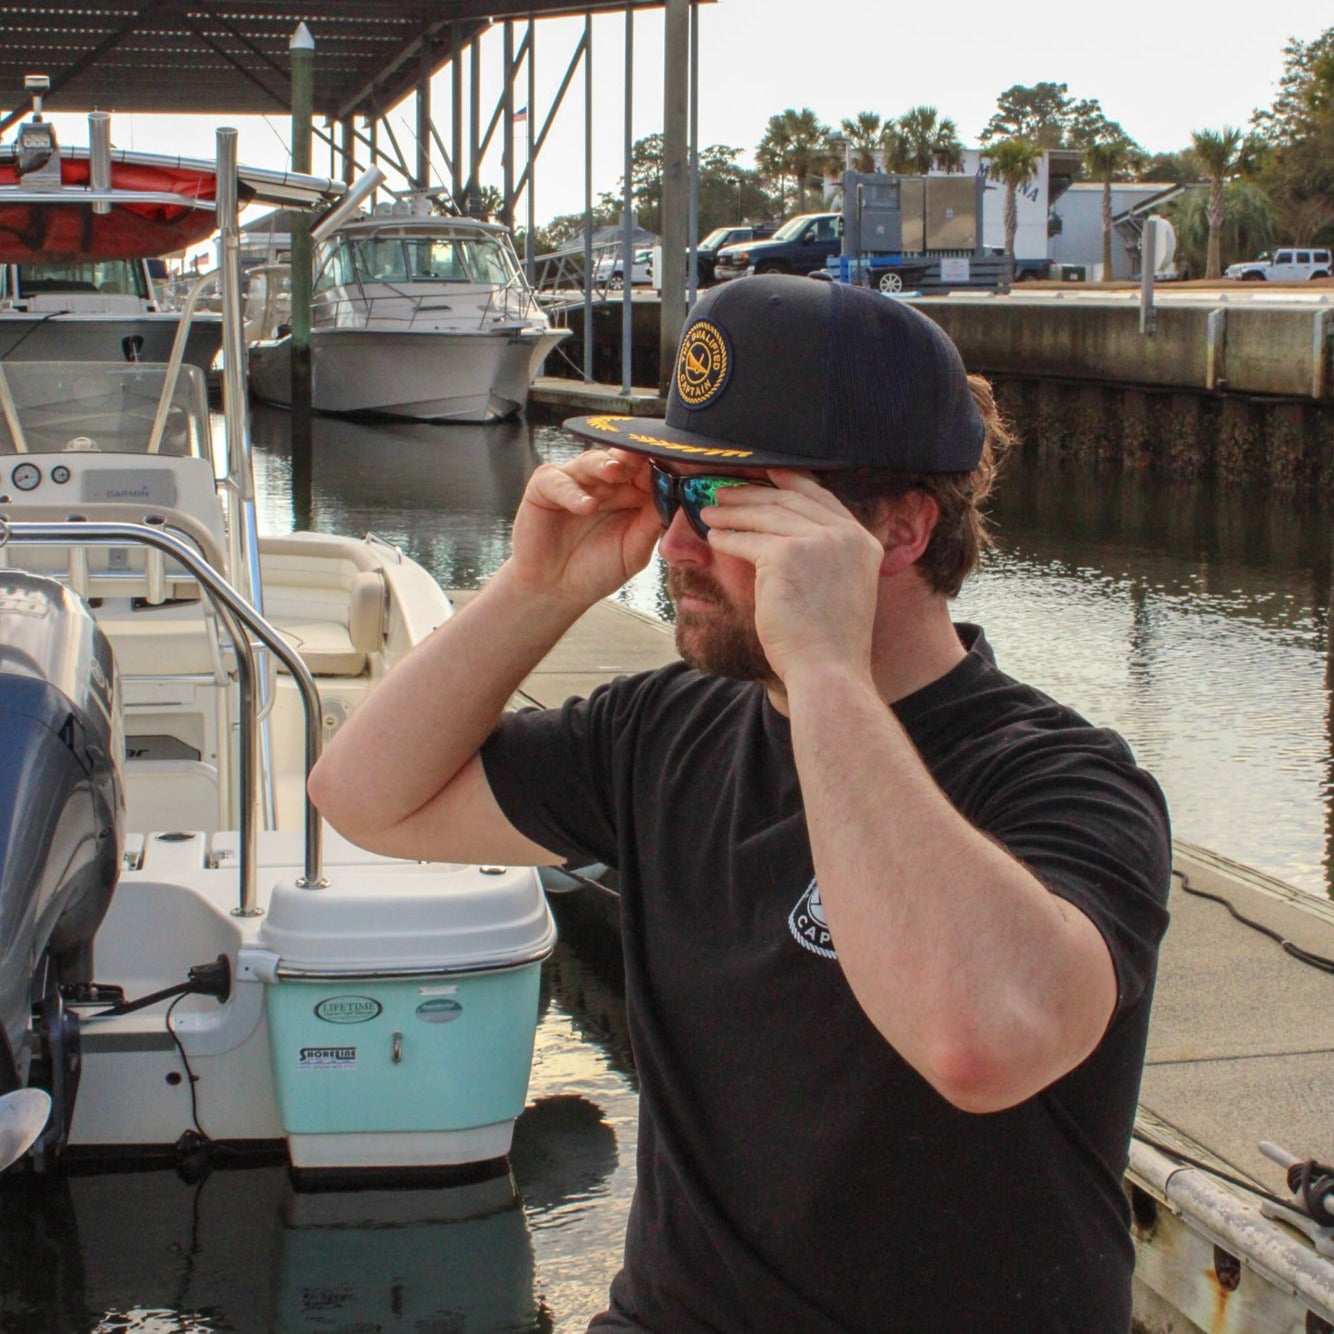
xmin=0 ymin=256 xmax=223 ymax=371
xmin=248 ymin=193 xmax=569 ymax=422
xmin=0 ymin=113 xmax=554 ymax=1181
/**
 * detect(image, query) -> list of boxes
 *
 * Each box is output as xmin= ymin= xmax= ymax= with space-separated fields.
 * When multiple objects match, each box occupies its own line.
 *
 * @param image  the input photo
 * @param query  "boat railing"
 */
xmin=0 ymin=517 xmax=327 ymax=912
xmin=320 ymin=286 xmax=533 ymax=332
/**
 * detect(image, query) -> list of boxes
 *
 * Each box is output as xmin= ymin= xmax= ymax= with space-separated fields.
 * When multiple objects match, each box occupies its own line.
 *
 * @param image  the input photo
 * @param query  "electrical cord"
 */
xmin=1174 ymin=870 xmax=1334 ymax=974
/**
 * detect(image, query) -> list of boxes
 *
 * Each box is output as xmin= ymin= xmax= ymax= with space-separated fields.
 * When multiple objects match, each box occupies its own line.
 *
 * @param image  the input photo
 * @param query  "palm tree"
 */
xmin=1190 ymin=126 xmax=1244 ymax=279
xmin=840 ymin=111 xmax=884 ymax=173
xmin=1083 ymin=133 xmax=1142 ymax=279
xmin=757 ymin=108 xmax=830 ymax=212
xmin=982 ymin=138 xmax=1044 ymax=258
xmin=783 ymin=108 xmax=831 ymax=210
xmin=1164 ymin=179 xmax=1277 ymax=277
xmin=880 ymin=121 xmax=907 ymax=173
xmin=896 ymin=106 xmax=964 ymax=174
xmin=756 ymin=114 xmax=794 ymax=212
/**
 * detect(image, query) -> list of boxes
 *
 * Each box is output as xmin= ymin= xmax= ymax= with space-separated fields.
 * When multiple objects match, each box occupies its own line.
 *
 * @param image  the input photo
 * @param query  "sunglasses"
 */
xmin=650 ymin=464 xmax=768 ymax=539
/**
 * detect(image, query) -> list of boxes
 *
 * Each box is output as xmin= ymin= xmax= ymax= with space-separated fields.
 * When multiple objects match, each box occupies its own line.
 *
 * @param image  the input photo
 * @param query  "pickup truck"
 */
xmin=713 ymin=212 xmax=842 ymax=281
xmin=1224 ymin=248 xmax=1332 ymax=281
xmin=692 ymin=224 xmax=774 ymax=285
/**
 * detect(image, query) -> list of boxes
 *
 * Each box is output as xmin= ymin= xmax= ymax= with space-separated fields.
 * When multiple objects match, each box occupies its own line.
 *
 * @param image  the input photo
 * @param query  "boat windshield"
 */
xmin=10 ymin=259 xmax=151 ymax=301
xmin=0 ymin=362 xmax=211 ymax=459
xmin=331 ymin=232 xmax=524 ymax=288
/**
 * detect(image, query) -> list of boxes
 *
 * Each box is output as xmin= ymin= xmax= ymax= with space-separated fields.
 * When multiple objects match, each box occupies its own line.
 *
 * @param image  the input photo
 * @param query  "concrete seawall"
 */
xmin=541 ymin=291 xmax=1334 ymax=497
xmin=919 ymin=295 xmax=1332 ymax=400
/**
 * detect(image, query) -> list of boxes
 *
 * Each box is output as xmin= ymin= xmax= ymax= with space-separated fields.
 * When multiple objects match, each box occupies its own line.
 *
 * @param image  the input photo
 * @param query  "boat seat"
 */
xmin=259 ymin=535 xmax=388 ymax=677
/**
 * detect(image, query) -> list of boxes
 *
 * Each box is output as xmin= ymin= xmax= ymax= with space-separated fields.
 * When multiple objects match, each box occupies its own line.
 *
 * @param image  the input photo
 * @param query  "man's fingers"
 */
xmin=702 ymin=481 xmax=849 ymax=534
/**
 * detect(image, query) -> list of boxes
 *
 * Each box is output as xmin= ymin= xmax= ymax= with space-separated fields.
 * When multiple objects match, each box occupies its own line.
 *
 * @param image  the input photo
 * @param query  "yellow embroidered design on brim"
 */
xmin=626 ymin=435 xmax=753 ymax=458
xmin=675 ymin=319 xmax=730 ymax=408
xmin=584 ymin=415 xmax=633 ymax=434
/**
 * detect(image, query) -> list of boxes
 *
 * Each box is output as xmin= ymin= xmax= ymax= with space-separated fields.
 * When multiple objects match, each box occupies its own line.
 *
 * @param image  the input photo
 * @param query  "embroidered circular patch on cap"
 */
xmin=675 ymin=318 xmax=730 ymax=409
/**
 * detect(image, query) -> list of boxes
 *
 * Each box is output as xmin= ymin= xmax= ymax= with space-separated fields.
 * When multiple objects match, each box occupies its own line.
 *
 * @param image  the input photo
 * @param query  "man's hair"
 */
xmin=822 ymin=375 xmax=1014 ymax=598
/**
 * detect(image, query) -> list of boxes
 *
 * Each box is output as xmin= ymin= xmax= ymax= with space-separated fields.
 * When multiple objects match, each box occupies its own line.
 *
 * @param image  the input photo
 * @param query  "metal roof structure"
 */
xmin=0 ymin=0 xmax=703 ymax=391
xmin=0 ymin=2 xmax=664 ymax=127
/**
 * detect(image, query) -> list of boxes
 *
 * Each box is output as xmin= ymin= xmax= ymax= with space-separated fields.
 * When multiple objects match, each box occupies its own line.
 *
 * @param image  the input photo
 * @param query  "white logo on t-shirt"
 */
xmin=788 ymin=878 xmax=837 ymax=959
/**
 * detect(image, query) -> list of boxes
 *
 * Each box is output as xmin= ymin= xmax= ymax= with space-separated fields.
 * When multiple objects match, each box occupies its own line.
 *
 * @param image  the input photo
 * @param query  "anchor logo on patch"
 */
xmin=788 ymin=877 xmax=837 ymax=959
xmin=675 ymin=318 xmax=730 ymax=408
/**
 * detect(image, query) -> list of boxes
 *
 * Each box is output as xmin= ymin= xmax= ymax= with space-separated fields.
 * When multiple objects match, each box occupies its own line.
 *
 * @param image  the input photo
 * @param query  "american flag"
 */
xmin=514 ymin=105 xmax=528 ymax=124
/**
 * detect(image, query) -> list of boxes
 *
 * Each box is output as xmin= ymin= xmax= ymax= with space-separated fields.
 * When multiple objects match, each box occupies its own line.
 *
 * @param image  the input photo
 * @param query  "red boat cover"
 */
xmin=0 ymin=157 xmax=230 ymax=261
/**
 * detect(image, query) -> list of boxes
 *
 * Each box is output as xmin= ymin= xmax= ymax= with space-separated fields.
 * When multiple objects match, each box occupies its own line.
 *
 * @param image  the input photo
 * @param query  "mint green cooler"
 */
xmin=253 ymin=862 xmax=556 ymax=1174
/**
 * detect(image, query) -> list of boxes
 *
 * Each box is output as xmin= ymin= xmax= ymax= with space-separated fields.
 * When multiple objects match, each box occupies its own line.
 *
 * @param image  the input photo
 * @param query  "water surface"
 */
xmin=250 ymin=408 xmax=1333 ymax=899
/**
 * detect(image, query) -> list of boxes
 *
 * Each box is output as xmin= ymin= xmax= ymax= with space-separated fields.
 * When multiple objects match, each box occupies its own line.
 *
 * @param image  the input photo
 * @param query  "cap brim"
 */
xmin=562 ymin=413 xmax=846 ymax=470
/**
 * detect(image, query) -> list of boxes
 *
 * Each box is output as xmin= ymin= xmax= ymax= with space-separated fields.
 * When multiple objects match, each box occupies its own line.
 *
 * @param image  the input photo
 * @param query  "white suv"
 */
xmin=1224 ymin=248 xmax=1332 ymax=281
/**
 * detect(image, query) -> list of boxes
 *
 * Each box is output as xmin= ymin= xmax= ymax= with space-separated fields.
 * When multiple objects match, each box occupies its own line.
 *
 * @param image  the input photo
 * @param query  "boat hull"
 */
xmin=0 ymin=311 xmax=222 ymax=372
xmin=249 ymin=327 xmax=568 ymax=422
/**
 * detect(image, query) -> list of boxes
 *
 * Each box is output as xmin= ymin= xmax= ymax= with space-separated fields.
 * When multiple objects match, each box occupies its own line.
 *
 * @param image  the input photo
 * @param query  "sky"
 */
xmin=29 ymin=2 xmax=1333 ymax=248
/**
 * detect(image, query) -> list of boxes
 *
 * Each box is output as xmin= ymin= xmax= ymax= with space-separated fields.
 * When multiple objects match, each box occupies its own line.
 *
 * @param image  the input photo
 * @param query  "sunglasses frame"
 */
xmin=649 ymin=464 xmax=764 ymax=539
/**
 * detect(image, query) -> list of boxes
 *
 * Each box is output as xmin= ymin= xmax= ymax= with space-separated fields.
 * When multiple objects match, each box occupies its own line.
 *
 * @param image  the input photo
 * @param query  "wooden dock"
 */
xmin=451 ymin=589 xmax=1334 ymax=1332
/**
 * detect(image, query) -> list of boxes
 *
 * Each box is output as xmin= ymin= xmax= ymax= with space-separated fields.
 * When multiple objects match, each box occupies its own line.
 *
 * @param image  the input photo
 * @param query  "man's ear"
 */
xmin=871 ymin=492 xmax=939 ymax=577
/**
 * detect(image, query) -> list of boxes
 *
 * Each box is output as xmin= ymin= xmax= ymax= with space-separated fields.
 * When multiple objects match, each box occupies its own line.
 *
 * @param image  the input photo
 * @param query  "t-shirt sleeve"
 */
xmin=479 ymin=678 xmax=629 ymax=868
xmin=976 ymin=738 xmax=1171 ymax=1017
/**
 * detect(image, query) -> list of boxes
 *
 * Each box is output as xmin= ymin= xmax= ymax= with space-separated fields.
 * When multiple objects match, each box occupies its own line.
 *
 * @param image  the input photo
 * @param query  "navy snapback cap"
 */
xmin=565 ymin=273 xmax=985 ymax=472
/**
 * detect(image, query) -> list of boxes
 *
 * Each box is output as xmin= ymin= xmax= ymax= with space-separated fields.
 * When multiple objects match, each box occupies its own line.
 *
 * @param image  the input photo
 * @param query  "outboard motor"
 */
xmin=0 ymin=571 xmax=123 ymax=1165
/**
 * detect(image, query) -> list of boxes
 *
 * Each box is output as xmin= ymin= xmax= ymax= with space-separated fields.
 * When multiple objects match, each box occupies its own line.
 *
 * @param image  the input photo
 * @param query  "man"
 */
xmin=309 ymin=275 xmax=1171 ymax=1332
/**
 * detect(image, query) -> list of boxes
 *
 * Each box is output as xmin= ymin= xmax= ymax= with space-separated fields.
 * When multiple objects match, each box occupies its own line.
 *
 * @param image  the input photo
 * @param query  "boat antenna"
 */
xmin=23 ymin=73 xmax=49 ymax=121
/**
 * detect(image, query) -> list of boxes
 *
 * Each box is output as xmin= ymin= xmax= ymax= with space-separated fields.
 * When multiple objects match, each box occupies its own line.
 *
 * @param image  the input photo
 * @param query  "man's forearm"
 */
xmin=307 ymin=561 xmax=585 ymax=849
xmin=783 ymin=660 xmax=1117 ymax=1112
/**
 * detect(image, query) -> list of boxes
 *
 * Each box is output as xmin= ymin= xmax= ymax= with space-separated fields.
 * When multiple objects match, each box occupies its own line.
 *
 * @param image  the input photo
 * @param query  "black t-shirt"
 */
xmin=482 ymin=625 xmax=1171 ymax=1333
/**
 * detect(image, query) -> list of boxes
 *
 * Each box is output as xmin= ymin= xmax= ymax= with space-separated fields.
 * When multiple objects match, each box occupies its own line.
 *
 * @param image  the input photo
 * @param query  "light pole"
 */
xmin=730 ymin=177 xmax=742 ymax=222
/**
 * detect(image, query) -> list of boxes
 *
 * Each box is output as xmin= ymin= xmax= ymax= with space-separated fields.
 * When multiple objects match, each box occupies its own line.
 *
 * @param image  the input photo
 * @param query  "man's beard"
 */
xmin=667 ymin=567 xmax=775 ymax=684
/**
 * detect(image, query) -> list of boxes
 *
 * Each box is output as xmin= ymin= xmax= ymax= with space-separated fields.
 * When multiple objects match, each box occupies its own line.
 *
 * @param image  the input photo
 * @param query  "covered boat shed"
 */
xmin=0 ymin=0 xmax=706 ymax=386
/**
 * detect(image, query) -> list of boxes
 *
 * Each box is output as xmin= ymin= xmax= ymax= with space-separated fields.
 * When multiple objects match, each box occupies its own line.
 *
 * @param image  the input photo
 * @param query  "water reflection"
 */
xmin=0 ymin=936 xmax=635 ymax=1333
xmin=243 ymin=410 xmax=1332 ymax=900
xmin=250 ymin=408 xmax=538 ymax=592
xmin=963 ymin=456 xmax=1331 ymax=896
xmin=0 ymin=1163 xmax=541 ymax=1331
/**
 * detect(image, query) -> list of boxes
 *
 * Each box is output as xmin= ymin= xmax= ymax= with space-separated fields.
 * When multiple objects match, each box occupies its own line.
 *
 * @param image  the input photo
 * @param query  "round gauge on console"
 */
xmin=11 ymin=462 xmax=40 ymax=492
xmin=50 ymin=464 xmax=71 ymax=485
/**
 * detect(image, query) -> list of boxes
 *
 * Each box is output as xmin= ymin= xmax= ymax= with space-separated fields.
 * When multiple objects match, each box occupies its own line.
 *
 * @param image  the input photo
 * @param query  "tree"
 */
xmin=880 ymin=120 xmax=907 ymax=173
xmin=1163 ymin=181 xmax=1276 ymax=277
xmin=1082 ymin=131 xmax=1143 ymax=279
xmin=839 ymin=111 xmax=885 ymax=173
xmin=1138 ymin=151 xmax=1194 ymax=186
xmin=1065 ymin=98 xmax=1116 ymax=150
xmin=980 ymin=83 xmax=1121 ymax=153
xmin=896 ymin=106 xmax=964 ymax=174
xmin=1252 ymin=28 xmax=1334 ymax=146
xmin=1250 ymin=27 xmax=1334 ymax=244
xmin=982 ymin=138 xmax=1044 ymax=257
xmin=756 ymin=113 xmax=795 ymax=213
xmin=757 ymin=108 xmax=831 ymax=212
xmin=980 ymin=82 xmax=1073 ymax=147
xmin=1190 ymin=127 xmax=1244 ymax=279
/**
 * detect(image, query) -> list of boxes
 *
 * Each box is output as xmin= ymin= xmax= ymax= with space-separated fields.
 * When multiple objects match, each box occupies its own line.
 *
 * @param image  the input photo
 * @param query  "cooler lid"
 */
xmin=256 ymin=861 xmax=555 ymax=975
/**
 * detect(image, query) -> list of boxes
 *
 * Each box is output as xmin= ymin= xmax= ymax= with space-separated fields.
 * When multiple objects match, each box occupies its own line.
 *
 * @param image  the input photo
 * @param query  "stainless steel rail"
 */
xmin=0 ymin=518 xmax=327 ymax=908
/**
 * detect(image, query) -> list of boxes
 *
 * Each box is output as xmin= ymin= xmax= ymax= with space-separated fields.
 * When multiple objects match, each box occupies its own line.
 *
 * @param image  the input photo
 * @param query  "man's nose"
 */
xmin=658 ymin=504 xmax=708 ymax=562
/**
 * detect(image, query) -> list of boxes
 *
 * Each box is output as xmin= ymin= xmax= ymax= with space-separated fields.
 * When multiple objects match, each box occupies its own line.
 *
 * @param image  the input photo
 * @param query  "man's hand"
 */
xmin=507 ymin=448 xmax=662 ymax=609
xmin=702 ymin=471 xmax=884 ymax=687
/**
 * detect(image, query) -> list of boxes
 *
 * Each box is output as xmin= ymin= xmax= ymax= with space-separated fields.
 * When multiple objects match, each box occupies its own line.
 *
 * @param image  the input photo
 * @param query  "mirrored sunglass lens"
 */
xmin=681 ymin=477 xmax=746 ymax=529
xmin=650 ymin=468 xmax=675 ymax=526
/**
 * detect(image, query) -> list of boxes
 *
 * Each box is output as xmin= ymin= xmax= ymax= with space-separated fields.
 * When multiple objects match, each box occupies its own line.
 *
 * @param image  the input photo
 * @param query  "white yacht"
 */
xmin=249 ymin=193 xmax=568 ymax=422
